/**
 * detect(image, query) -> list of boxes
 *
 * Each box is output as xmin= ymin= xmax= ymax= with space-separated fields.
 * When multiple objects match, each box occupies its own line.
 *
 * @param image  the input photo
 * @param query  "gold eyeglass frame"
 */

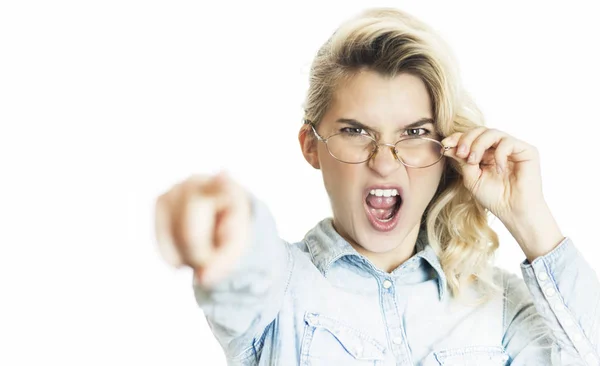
xmin=304 ymin=119 xmax=453 ymax=169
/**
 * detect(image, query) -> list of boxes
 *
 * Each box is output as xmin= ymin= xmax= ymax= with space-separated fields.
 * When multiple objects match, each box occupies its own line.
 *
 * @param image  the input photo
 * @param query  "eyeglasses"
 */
xmin=305 ymin=120 xmax=451 ymax=168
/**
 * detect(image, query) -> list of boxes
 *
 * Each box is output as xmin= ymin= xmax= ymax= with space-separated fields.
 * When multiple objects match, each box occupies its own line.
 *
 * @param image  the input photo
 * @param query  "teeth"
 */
xmin=369 ymin=189 xmax=398 ymax=197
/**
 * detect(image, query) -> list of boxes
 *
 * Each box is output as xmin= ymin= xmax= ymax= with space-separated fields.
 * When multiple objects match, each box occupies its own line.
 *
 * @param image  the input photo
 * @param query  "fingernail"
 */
xmin=458 ymin=145 xmax=467 ymax=156
xmin=497 ymin=164 xmax=504 ymax=174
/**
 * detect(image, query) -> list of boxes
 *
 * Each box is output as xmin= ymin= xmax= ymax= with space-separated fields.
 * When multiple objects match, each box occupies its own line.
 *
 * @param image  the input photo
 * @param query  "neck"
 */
xmin=334 ymin=222 xmax=421 ymax=273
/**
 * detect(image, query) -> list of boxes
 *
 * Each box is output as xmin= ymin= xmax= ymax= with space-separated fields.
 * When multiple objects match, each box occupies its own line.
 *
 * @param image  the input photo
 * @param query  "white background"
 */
xmin=1 ymin=1 xmax=599 ymax=365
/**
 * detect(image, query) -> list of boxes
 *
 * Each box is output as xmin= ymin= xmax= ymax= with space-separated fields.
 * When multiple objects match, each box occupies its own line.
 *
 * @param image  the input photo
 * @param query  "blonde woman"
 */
xmin=155 ymin=8 xmax=600 ymax=365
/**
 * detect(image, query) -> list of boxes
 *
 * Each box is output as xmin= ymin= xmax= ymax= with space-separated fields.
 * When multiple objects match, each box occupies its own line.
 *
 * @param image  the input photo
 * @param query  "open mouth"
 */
xmin=364 ymin=188 xmax=403 ymax=232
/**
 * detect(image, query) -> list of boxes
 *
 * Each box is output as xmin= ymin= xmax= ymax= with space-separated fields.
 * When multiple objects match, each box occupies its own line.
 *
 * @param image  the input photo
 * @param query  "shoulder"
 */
xmin=284 ymin=238 xmax=322 ymax=273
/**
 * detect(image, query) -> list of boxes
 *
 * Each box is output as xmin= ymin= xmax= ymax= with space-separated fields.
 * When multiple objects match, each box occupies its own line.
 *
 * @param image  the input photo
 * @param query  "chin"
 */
xmin=358 ymin=224 xmax=408 ymax=253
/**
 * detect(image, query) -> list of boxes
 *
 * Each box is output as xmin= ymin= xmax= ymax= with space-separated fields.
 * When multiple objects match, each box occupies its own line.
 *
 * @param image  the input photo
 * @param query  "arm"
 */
xmin=438 ymin=112 xmax=599 ymax=364
xmin=502 ymin=237 xmax=600 ymax=365
xmin=192 ymin=194 xmax=294 ymax=361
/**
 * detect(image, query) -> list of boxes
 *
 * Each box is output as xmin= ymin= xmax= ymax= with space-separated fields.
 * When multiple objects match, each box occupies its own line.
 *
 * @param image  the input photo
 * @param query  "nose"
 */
xmin=368 ymin=142 xmax=402 ymax=176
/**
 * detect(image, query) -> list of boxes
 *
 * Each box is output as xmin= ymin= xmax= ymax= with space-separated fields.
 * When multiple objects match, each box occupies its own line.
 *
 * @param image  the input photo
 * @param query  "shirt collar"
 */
xmin=303 ymin=218 xmax=448 ymax=301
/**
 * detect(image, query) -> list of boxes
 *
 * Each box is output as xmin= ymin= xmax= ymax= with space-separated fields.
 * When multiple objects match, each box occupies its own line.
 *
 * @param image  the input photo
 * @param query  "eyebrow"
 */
xmin=335 ymin=117 xmax=435 ymax=134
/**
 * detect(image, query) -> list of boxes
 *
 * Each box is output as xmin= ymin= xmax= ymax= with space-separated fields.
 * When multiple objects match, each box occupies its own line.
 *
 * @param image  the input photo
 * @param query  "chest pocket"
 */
xmin=300 ymin=312 xmax=386 ymax=365
xmin=433 ymin=345 xmax=509 ymax=366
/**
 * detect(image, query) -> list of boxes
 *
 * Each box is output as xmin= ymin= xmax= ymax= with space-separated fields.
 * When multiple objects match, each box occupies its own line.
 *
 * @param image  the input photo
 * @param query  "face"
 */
xmin=300 ymin=70 xmax=445 ymax=270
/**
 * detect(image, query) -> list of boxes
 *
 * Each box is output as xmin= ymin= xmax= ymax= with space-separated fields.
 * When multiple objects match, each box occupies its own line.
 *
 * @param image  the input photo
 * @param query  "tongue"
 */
xmin=366 ymin=195 xmax=399 ymax=220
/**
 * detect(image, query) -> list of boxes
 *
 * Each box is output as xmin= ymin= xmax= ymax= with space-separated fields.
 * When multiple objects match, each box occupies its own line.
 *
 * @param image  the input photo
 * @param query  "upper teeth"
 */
xmin=369 ymin=189 xmax=399 ymax=197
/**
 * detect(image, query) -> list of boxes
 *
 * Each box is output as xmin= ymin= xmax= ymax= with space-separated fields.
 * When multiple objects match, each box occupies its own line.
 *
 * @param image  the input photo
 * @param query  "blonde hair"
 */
xmin=303 ymin=7 xmax=503 ymax=305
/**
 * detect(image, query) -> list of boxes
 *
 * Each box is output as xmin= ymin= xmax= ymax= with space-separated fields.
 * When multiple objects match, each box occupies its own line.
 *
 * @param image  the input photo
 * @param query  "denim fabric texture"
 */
xmin=194 ymin=196 xmax=600 ymax=365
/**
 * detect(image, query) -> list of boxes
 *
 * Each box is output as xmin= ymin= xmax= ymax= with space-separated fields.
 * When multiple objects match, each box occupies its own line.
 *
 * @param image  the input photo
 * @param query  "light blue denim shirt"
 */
xmin=194 ymin=197 xmax=600 ymax=365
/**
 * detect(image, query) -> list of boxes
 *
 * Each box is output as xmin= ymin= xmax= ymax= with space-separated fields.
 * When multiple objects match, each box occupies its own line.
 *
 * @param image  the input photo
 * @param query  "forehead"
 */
xmin=329 ymin=70 xmax=433 ymax=128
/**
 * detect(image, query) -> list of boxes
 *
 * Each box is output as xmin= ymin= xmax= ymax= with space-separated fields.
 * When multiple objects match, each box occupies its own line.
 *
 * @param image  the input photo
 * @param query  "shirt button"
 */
xmin=545 ymin=287 xmax=556 ymax=297
xmin=552 ymin=302 xmax=564 ymax=312
xmin=392 ymin=337 xmax=403 ymax=345
xmin=537 ymin=272 xmax=549 ymax=281
xmin=383 ymin=280 xmax=392 ymax=289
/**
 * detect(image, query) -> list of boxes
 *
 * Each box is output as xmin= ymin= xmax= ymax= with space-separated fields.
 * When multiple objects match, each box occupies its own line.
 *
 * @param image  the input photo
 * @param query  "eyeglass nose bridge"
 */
xmin=371 ymin=142 xmax=401 ymax=161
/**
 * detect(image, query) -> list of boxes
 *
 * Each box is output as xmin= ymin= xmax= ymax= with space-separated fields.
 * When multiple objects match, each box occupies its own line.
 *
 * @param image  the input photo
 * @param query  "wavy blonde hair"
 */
xmin=302 ymin=8 xmax=503 ymax=305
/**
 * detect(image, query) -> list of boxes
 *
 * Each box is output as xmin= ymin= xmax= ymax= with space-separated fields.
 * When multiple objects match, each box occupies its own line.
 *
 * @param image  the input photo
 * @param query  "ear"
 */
xmin=298 ymin=125 xmax=321 ymax=170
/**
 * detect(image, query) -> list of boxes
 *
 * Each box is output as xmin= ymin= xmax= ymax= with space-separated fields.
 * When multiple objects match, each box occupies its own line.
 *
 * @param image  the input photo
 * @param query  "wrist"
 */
xmin=501 ymin=202 xmax=564 ymax=263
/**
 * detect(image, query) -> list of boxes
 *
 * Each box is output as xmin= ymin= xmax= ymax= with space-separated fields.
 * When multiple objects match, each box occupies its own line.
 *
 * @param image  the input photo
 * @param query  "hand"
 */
xmin=441 ymin=127 xmax=564 ymax=262
xmin=154 ymin=171 xmax=251 ymax=287
xmin=440 ymin=127 xmax=545 ymax=222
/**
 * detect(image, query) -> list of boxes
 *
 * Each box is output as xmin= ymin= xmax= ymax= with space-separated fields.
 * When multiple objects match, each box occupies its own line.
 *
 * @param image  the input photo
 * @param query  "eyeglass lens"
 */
xmin=326 ymin=134 xmax=443 ymax=167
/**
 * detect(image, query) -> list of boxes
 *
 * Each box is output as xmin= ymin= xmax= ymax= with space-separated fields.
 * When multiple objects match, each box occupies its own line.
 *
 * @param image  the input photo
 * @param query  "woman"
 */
xmin=155 ymin=8 xmax=600 ymax=365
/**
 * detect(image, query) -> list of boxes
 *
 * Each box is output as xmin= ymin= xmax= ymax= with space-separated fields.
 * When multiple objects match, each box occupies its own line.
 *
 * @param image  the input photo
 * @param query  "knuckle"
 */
xmin=447 ymin=132 xmax=463 ymax=145
xmin=468 ymin=126 xmax=486 ymax=134
xmin=180 ymin=174 xmax=208 ymax=194
xmin=187 ymin=173 xmax=208 ymax=184
xmin=461 ymin=132 xmax=479 ymax=144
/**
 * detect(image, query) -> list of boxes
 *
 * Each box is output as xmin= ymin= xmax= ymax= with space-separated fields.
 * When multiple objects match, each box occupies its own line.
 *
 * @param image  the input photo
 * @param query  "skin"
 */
xmin=299 ymin=70 xmax=445 ymax=273
xmin=441 ymin=127 xmax=563 ymax=263
xmin=299 ymin=69 xmax=564 ymax=273
xmin=156 ymin=70 xmax=564 ymax=289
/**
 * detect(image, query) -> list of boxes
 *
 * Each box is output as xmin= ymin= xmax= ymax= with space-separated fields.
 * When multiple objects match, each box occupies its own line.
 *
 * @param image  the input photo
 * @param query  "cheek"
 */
xmin=408 ymin=166 xmax=444 ymax=202
xmin=321 ymin=159 xmax=362 ymax=202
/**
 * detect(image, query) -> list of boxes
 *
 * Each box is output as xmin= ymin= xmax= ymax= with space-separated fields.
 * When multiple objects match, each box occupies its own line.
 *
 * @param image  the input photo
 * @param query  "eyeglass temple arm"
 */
xmin=303 ymin=119 xmax=327 ymax=142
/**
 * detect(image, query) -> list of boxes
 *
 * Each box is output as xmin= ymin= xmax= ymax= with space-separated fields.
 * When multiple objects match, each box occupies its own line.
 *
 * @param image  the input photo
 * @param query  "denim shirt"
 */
xmin=194 ymin=197 xmax=600 ymax=365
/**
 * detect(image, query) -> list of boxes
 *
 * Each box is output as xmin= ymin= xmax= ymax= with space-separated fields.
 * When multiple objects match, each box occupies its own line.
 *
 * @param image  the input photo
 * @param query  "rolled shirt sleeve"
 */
xmin=503 ymin=237 xmax=600 ymax=365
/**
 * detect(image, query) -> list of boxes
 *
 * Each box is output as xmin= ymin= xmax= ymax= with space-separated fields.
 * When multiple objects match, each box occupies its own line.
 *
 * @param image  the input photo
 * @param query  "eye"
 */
xmin=405 ymin=128 xmax=431 ymax=137
xmin=340 ymin=127 xmax=368 ymax=136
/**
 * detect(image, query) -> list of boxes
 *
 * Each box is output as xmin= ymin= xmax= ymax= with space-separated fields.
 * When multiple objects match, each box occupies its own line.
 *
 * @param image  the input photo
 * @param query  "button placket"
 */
xmin=378 ymin=277 xmax=410 ymax=363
